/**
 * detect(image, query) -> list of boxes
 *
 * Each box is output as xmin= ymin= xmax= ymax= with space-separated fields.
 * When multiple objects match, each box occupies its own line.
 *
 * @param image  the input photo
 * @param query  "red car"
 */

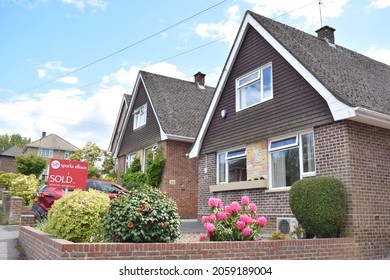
xmin=32 ymin=179 xmax=128 ymax=220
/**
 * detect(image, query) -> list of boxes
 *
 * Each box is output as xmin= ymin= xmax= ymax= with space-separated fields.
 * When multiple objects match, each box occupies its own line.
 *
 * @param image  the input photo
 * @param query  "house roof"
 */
xmin=108 ymin=94 xmax=132 ymax=152
xmin=249 ymin=11 xmax=390 ymax=116
xmin=23 ymin=133 xmax=78 ymax=152
xmin=189 ymin=11 xmax=390 ymax=158
xmin=139 ymin=71 xmax=215 ymax=139
xmin=0 ymin=146 xmax=23 ymax=157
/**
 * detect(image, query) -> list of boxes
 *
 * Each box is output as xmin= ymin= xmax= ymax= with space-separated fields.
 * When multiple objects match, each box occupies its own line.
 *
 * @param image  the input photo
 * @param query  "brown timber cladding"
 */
xmin=118 ymin=82 xmax=161 ymax=157
xmin=200 ymin=25 xmax=334 ymax=154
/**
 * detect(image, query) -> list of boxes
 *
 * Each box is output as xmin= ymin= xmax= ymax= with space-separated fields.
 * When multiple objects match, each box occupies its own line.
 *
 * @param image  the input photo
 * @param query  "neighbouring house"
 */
xmin=109 ymin=71 xmax=214 ymax=218
xmin=0 ymin=146 xmax=23 ymax=173
xmin=189 ymin=11 xmax=390 ymax=259
xmin=23 ymin=132 xmax=79 ymax=179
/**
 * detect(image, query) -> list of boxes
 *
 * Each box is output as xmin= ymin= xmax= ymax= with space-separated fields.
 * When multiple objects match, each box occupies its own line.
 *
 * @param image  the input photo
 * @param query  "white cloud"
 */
xmin=195 ymin=5 xmax=241 ymax=46
xmin=368 ymin=0 xmax=390 ymax=9
xmin=365 ymin=45 xmax=390 ymax=66
xmin=57 ymin=76 xmax=79 ymax=84
xmin=61 ymin=0 xmax=108 ymax=11
xmin=0 ymin=61 xmax=187 ymax=150
xmin=243 ymin=0 xmax=349 ymax=30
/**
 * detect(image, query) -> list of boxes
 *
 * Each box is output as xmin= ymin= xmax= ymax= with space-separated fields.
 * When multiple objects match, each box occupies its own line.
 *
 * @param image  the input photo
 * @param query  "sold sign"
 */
xmin=47 ymin=159 xmax=88 ymax=190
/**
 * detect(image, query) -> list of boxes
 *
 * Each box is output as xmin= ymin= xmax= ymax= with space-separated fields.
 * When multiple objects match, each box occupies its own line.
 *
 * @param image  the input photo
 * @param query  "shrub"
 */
xmin=289 ymin=176 xmax=346 ymax=238
xmin=45 ymin=189 xmax=110 ymax=242
xmin=15 ymin=153 xmax=48 ymax=177
xmin=8 ymin=174 xmax=39 ymax=206
xmin=0 ymin=172 xmax=19 ymax=188
xmin=269 ymin=230 xmax=293 ymax=240
xmin=120 ymin=157 xmax=146 ymax=190
xmin=199 ymin=196 xmax=267 ymax=241
xmin=102 ymin=186 xmax=181 ymax=243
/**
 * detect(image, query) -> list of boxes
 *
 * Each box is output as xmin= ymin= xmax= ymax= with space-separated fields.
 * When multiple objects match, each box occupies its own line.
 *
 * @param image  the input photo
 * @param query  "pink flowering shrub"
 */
xmin=199 ymin=196 xmax=267 ymax=241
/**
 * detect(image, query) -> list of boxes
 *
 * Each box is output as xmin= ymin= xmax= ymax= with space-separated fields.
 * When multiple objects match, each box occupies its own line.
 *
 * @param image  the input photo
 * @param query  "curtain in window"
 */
xmin=271 ymin=151 xmax=286 ymax=188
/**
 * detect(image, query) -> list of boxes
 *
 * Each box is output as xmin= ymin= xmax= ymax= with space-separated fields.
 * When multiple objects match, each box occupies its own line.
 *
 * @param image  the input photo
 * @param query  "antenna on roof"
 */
xmin=319 ymin=1 xmax=324 ymax=27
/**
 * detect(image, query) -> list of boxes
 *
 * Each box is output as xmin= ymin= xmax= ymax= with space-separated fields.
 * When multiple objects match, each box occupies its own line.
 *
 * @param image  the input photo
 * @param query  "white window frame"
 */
xmin=143 ymin=145 xmax=157 ymax=172
xmin=236 ymin=63 xmax=273 ymax=111
xmin=217 ymin=147 xmax=247 ymax=184
xmin=133 ymin=103 xmax=147 ymax=129
xmin=268 ymin=130 xmax=315 ymax=189
xmin=125 ymin=153 xmax=136 ymax=170
xmin=64 ymin=151 xmax=72 ymax=159
xmin=38 ymin=148 xmax=53 ymax=158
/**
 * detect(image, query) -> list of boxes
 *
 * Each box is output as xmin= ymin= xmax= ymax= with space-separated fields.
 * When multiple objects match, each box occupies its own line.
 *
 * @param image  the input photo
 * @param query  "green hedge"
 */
xmin=289 ymin=176 xmax=346 ymax=238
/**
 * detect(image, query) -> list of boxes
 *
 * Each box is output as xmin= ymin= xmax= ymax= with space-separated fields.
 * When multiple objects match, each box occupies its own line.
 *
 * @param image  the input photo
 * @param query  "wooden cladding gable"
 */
xmin=200 ymin=25 xmax=333 ymax=154
xmin=118 ymin=83 xmax=161 ymax=156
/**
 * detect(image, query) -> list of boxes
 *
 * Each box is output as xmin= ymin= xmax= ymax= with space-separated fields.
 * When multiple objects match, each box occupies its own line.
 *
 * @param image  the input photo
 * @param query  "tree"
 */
xmin=0 ymin=133 xmax=31 ymax=150
xmin=15 ymin=153 xmax=48 ymax=178
xmin=69 ymin=142 xmax=114 ymax=179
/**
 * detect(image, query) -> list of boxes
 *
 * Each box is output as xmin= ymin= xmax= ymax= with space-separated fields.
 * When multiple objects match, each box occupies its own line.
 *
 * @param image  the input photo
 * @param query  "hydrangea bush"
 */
xmin=200 ymin=196 xmax=267 ymax=241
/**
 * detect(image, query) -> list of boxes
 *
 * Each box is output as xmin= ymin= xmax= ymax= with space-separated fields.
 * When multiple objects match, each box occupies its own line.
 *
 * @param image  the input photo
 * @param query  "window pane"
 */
xmin=239 ymin=81 xmax=261 ymax=109
xmin=262 ymin=66 xmax=272 ymax=99
xmin=270 ymin=136 xmax=297 ymax=150
xmin=227 ymin=148 xmax=246 ymax=158
xmin=271 ymin=148 xmax=299 ymax=188
xmin=238 ymin=71 xmax=258 ymax=86
xmin=218 ymin=153 xmax=226 ymax=183
xmin=302 ymin=133 xmax=315 ymax=173
xmin=228 ymin=157 xmax=247 ymax=182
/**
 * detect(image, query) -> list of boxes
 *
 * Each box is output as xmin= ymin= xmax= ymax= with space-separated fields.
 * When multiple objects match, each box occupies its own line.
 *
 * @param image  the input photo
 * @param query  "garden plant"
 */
xmin=199 ymin=196 xmax=267 ymax=241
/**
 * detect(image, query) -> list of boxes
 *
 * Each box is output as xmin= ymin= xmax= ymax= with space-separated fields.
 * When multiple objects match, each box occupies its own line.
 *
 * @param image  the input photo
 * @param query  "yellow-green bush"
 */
xmin=8 ymin=174 xmax=38 ymax=205
xmin=0 ymin=172 xmax=19 ymax=188
xmin=45 ymin=189 xmax=110 ymax=242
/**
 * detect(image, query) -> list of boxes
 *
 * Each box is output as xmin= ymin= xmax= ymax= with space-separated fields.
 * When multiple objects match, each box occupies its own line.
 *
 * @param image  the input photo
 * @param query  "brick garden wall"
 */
xmin=18 ymin=226 xmax=358 ymax=260
xmin=1 ymin=191 xmax=22 ymax=223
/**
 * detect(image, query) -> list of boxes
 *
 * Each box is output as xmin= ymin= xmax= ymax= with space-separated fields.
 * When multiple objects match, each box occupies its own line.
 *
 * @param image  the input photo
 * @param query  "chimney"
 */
xmin=42 ymin=131 xmax=46 ymax=138
xmin=194 ymin=72 xmax=206 ymax=87
xmin=315 ymin=25 xmax=336 ymax=44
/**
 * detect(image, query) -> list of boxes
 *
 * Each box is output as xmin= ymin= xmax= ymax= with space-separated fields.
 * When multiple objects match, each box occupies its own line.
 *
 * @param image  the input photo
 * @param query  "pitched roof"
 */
xmin=0 ymin=146 xmax=23 ymax=157
xmin=249 ymin=11 xmax=390 ymax=115
xmin=24 ymin=134 xmax=78 ymax=151
xmin=139 ymin=71 xmax=215 ymax=138
xmin=189 ymin=11 xmax=390 ymax=158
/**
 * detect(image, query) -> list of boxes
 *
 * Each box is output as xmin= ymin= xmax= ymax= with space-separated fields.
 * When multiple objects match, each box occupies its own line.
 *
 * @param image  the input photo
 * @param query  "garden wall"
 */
xmin=18 ymin=226 xmax=358 ymax=260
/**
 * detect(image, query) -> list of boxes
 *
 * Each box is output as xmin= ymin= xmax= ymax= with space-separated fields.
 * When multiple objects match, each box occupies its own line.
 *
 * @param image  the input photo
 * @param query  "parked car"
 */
xmin=32 ymin=179 xmax=128 ymax=220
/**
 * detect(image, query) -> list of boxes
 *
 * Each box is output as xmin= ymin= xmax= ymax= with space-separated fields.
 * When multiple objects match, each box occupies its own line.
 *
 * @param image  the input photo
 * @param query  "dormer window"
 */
xmin=236 ymin=63 xmax=273 ymax=111
xmin=133 ymin=103 xmax=147 ymax=129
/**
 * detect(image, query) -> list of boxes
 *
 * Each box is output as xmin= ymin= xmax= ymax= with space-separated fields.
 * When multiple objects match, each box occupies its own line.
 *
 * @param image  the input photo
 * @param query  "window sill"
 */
xmin=210 ymin=180 xmax=268 ymax=192
xmin=265 ymin=186 xmax=291 ymax=193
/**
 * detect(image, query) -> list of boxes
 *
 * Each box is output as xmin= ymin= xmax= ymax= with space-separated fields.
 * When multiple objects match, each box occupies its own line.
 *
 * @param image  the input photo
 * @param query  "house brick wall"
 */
xmin=315 ymin=120 xmax=390 ymax=259
xmin=18 ymin=226 xmax=358 ymax=260
xmin=160 ymin=140 xmax=198 ymax=218
xmin=198 ymin=153 xmax=293 ymax=232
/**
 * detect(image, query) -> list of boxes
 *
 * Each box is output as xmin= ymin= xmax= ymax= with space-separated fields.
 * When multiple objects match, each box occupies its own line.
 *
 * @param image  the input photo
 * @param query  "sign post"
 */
xmin=47 ymin=159 xmax=88 ymax=191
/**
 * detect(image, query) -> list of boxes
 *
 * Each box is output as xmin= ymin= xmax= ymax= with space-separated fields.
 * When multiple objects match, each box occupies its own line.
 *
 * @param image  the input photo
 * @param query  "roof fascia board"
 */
xmin=162 ymin=134 xmax=195 ymax=143
xmin=246 ymin=16 xmax=355 ymax=120
xmin=113 ymin=73 xmax=143 ymax=158
xmin=188 ymin=13 xmax=249 ymax=158
xmin=108 ymin=95 xmax=129 ymax=152
xmin=352 ymin=107 xmax=390 ymax=130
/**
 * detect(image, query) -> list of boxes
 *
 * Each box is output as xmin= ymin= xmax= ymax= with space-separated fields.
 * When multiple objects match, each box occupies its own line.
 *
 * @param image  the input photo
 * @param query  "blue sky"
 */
xmin=1 ymin=0 xmax=389 ymax=150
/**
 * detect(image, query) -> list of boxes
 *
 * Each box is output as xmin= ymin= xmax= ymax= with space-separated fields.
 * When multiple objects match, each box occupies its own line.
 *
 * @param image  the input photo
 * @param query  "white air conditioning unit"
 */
xmin=276 ymin=217 xmax=298 ymax=234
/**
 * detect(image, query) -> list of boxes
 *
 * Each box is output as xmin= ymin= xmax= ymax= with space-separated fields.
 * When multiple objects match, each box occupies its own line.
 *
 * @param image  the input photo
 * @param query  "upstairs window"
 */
xmin=217 ymin=148 xmax=247 ymax=184
xmin=38 ymin=148 xmax=53 ymax=158
xmin=236 ymin=64 xmax=273 ymax=111
xmin=64 ymin=151 xmax=72 ymax=159
xmin=133 ymin=103 xmax=147 ymax=129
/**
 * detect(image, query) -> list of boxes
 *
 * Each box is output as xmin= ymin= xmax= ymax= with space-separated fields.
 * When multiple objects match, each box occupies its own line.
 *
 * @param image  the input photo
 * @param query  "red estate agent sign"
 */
xmin=47 ymin=159 xmax=88 ymax=190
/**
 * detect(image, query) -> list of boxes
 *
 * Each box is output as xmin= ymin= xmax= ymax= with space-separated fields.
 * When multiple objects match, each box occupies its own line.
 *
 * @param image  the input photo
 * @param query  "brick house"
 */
xmin=109 ymin=71 xmax=214 ymax=218
xmin=23 ymin=132 xmax=79 ymax=179
xmin=189 ymin=11 xmax=390 ymax=259
xmin=0 ymin=146 xmax=23 ymax=173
